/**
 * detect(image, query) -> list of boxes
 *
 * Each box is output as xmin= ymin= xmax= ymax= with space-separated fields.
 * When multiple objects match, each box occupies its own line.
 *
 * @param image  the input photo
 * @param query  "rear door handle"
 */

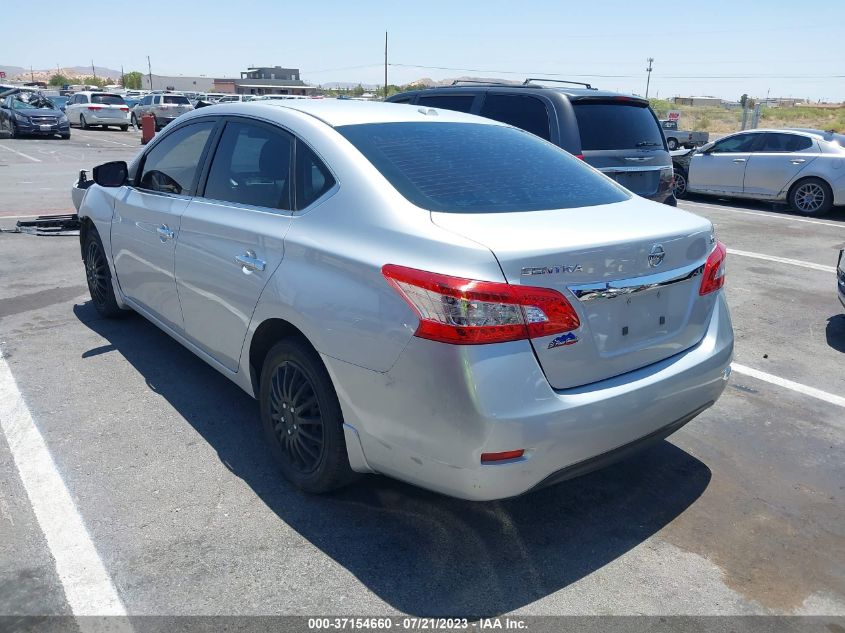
xmin=157 ymin=224 xmax=174 ymax=242
xmin=234 ymin=250 xmax=266 ymax=272
xmin=790 ymin=158 xmax=806 ymax=164
xmin=732 ymin=158 xmax=747 ymax=163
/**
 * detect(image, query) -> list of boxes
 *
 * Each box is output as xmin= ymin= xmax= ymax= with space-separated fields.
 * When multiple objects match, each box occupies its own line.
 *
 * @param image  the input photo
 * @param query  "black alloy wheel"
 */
xmin=260 ymin=338 xmax=357 ymax=493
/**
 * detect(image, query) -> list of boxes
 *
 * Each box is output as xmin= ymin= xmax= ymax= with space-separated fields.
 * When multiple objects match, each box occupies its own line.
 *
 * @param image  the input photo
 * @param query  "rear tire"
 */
xmin=788 ymin=177 xmax=833 ymax=216
xmin=259 ymin=338 xmax=358 ymax=494
xmin=80 ymin=114 xmax=88 ymax=129
xmin=120 ymin=125 xmax=129 ymax=131
xmin=84 ymin=229 xmax=124 ymax=319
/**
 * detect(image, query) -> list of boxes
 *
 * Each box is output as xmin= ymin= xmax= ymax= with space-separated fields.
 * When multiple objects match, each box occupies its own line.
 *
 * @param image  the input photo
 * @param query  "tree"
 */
xmin=352 ymin=84 xmax=365 ymax=97
xmin=740 ymin=94 xmax=748 ymax=108
xmin=82 ymin=76 xmax=107 ymax=88
xmin=121 ymin=71 xmax=143 ymax=90
xmin=49 ymin=74 xmax=70 ymax=87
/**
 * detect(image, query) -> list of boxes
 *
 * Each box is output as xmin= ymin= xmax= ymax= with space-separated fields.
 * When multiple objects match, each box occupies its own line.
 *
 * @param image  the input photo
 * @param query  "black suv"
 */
xmin=387 ymin=79 xmax=675 ymax=205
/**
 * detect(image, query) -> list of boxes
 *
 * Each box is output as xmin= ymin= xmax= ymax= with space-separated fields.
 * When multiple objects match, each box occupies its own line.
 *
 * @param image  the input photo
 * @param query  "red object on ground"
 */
xmin=141 ymin=114 xmax=156 ymax=145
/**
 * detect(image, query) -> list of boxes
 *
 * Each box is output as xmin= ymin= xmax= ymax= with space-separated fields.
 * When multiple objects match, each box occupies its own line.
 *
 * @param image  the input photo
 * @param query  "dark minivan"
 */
xmin=387 ymin=79 xmax=675 ymax=205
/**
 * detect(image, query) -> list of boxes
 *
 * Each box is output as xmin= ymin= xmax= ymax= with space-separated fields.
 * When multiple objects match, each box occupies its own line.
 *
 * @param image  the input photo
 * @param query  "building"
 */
xmin=212 ymin=66 xmax=316 ymax=96
xmin=145 ymin=74 xmax=215 ymax=92
xmin=672 ymin=96 xmax=723 ymax=107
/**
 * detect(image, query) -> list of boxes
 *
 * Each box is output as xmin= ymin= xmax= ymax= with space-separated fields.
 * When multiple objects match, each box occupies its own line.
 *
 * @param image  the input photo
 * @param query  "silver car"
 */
xmin=65 ymin=91 xmax=131 ymax=131
xmin=684 ymin=128 xmax=845 ymax=215
xmin=73 ymin=101 xmax=733 ymax=500
xmin=131 ymin=93 xmax=194 ymax=130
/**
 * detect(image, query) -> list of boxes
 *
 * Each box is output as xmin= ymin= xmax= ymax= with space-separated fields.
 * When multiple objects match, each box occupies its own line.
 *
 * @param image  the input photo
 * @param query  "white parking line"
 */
xmin=0 ymin=353 xmax=127 ymax=615
xmin=726 ymin=248 xmax=837 ymax=273
xmin=0 ymin=143 xmax=42 ymax=163
xmin=732 ymin=363 xmax=845 ymax=411
xmin=680 ymin=201 xmax=845 ymax=230
xmin=71 ymin=130 xmax=137 ymax=147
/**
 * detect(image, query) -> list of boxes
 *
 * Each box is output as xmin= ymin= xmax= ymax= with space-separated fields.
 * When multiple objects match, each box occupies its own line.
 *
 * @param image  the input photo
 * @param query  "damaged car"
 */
xmin=0 ymin=89 xmax=71 ymax=139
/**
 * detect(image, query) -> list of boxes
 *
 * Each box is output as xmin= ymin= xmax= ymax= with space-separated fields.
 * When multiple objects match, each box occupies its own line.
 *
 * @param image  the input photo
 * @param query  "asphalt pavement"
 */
xmin=0 ymin=129 xmax=843 ymax=622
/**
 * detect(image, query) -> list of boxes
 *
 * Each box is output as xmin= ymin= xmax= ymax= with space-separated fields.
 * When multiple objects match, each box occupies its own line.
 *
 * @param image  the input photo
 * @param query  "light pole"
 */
xmin=645 ymin=57 xmax=654 ymax=99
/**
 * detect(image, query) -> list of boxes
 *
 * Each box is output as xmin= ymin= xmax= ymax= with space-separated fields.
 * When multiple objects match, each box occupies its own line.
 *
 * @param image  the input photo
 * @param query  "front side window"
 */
xmin=295 ymin=140 xmax=335 ymax=210
xmin=138 ymin=121 xmax=216 ymax=195
xmin=203 ymin=120 xmax=293 ymax=210
xmin=711 ymin=133 xmax=759 ymax=153
xmin=338 ymin=122 xmax=628 ymax=213
xmin=479 ymin=94 xmax=551 ymax=141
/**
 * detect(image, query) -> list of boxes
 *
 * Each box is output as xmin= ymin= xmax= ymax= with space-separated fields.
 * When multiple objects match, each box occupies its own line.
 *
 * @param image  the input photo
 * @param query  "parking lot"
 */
xmin=1 ymin=129 xmax=844 ymax=622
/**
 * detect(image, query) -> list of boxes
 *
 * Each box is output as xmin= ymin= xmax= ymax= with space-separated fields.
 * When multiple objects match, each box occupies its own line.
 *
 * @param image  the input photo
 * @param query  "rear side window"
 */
xmin=204 ymin=120 xmax=293 ymax=210
xmin=163 ymin=95 xmax=190 ymax=105
xmin=417 ymin=94 xmax=475 ymax=112
xmin=91 ymin=94 xmax=125 ymax=105
xmin=479 ymin=94 xmax=551 ymax=141
xmin=759 ymin=133 xmax=812 ymax=152
xmin=573 ymin=101 xmax=664 ymax=150
xmin=138 ymin=121 xmax=215 ymax=195
xmin=295 ymin=141 xmax=335 ymax=210
xmin=337 ymin=122 xmax=628 ymax=213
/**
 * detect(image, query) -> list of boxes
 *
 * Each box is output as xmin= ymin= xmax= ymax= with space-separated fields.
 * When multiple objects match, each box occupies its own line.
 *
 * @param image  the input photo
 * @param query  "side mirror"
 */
xmin=93 ymin=161 xmax=128 ymax=187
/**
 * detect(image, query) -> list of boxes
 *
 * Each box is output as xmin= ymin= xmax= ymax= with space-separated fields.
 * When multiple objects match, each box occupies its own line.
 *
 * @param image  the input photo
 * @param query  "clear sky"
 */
xmin=5 ymin=0 xmax=844 ymax=101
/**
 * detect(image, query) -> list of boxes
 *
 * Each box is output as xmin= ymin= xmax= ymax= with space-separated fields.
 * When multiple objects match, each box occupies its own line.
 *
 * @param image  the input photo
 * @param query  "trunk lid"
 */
xmin=431 ymin=197 xmax=717 ymax=389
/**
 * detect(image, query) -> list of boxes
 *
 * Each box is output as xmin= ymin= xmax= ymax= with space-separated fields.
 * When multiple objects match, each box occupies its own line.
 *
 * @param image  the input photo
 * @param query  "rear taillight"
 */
xmin=382 ymin=264 xmax=580 ymax=345
xmin=119 ymin=107 xmax=129 ymax=112
xmin=87 ymin=105 xmax=103 ymax=111
xmin=699 ymin=242 xmax=727 ymax=295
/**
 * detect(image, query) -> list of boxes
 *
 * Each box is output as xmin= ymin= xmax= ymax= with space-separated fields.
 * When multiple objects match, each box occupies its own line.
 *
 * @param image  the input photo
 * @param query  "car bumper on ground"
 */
xmin=325 ymin=292 xmax=734 ymax=501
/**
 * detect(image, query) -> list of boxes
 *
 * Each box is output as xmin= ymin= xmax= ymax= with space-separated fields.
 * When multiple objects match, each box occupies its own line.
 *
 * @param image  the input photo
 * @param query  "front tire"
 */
xmin=260 ymin=338 xmax=357 ymax=494
xmin=673 ymin=168 xmax=688 ymax=199
xmin=789 ymin=177 xmax=833 ymax=216
xmin=84 ymin=229 xmax=123 ymax=318
xmin=120 ymin=125 xmax=129 ymax=131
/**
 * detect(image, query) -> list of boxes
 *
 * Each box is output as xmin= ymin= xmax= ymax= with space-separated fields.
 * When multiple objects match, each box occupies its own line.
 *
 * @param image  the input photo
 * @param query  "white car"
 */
xmin=681 ymin=128 xmax=845 ymax=215
xmin=65 ymin=92 xmax=131 ymax=131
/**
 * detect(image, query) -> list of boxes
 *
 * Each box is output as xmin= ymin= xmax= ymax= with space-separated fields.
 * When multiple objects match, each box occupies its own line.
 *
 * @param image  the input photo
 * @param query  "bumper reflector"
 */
xmin=481 ymin=449 xmax=524 ymax=463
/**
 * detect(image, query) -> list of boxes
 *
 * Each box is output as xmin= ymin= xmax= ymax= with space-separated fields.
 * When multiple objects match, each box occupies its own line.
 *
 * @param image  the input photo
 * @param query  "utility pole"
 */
xmin=384 ymin=31 xmax=388 ymax=101
xmin=91 ymin=60 xmax=97 ymax=80
xmin=30 ymin=66 xmax=34 ymax=83
xmin=147 ymin=56 xmax=153 ymax=91
xmin=121 ymin=65 xmax=125 ymax=89
xmin=645 ymin=57 xmax=654 ymax=99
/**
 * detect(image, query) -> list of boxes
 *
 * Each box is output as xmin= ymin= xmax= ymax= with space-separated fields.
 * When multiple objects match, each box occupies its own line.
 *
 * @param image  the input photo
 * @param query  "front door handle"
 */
xmin=790 ymin=158 xmax=806 ymax=164
xmin=732 ymin=158 xmax=747 ymax=163
xmin=234 ymin=250 xmax=266 ymax=273
xmin=157 ymin=224 xmax=175 ymax=242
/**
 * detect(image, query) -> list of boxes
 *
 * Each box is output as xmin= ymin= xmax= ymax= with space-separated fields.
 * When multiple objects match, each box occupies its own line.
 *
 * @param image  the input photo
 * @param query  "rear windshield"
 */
xmin=163 ymin=95 xmax=190 ymax=105
xmin=91 ymin=94 xmax=126 ymax=105
xmin=573 ymin=101 xmax=665 ymax=150
xmin=337 ymin=122 xmax=629 ymax=213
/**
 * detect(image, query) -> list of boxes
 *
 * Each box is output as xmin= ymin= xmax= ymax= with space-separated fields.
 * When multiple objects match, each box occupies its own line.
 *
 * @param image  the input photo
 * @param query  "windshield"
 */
xmin=163 ymin=95 xmax=190 ymax=105
xmin=337 ymin=122 xmax=629 ymax=213
xmin=91 ymin=94 xmax=126 ymax=105
xmin=573 ymin=101 xmax=665 ymax=150
xmin=12 ymin=95 xmax=56 ymax=110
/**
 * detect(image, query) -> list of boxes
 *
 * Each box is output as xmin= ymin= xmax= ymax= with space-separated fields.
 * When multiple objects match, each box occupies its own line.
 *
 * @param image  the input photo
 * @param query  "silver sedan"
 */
xmin=72 ymin=100 xmax=733 ymax=500
xmin=683 ymin=128 xmax=845 ymax=215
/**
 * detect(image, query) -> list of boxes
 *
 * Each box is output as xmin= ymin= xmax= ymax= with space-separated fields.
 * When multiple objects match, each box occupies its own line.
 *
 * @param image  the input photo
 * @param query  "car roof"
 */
xmin=395 ymin=84 xmax=646 ymax=102
xmin=204 ymin=99 xmax=506 ymax=128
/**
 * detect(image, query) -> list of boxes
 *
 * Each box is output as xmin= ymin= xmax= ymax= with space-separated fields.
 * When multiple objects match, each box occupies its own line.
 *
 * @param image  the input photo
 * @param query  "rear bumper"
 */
xmin=325 ymin=292 xmax=734 ymax=500
xmin=85 ymin=113 xmax=129 ymax=125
